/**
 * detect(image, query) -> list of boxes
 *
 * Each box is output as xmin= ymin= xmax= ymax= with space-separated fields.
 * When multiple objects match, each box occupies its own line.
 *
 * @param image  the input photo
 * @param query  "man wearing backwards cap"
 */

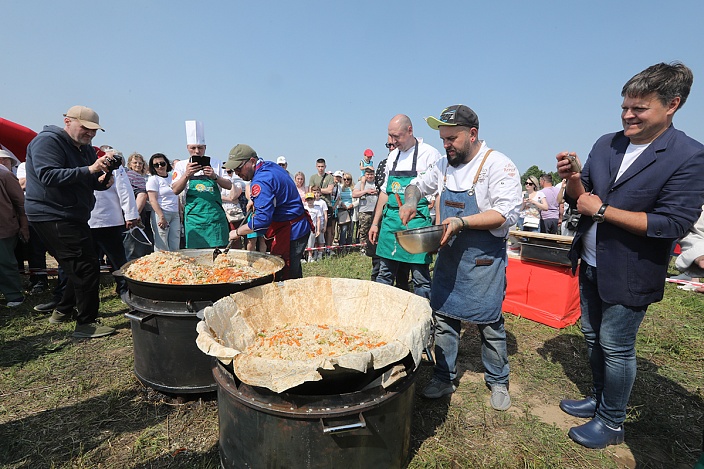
xmin=399 ymin=105 xmax=522 ymax=409
xmin=225 ymin=144 xmax=311 ymax=280
xmin=24 ymin=105 xmax=116 ymax=338
xmin=171 ymin=120 xmax=234 ymax=249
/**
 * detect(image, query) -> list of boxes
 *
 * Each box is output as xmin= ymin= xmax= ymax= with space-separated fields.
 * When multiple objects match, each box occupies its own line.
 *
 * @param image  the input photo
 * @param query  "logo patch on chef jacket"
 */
xmin=251 ymin=184 xmax=262 ymax=198
xmin=503 ymin=163 xmax=517 ymax=177
xmin=194 ymin=183 xmax=214 ymax=193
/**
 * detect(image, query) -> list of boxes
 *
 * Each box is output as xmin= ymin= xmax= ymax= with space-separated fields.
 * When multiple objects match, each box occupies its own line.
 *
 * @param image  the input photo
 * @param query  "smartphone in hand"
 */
xmin=190 ymin=155 xmax=211 ymax=167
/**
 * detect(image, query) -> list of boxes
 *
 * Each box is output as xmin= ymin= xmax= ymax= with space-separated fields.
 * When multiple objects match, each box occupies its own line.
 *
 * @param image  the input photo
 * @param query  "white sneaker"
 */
xmin=490 ymin=383 xmax=511 ymax=411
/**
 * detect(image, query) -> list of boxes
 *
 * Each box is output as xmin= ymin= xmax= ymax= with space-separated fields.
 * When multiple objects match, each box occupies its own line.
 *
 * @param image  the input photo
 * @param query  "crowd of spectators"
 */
xmin=2 ymin=120 xmax=401 ymax=313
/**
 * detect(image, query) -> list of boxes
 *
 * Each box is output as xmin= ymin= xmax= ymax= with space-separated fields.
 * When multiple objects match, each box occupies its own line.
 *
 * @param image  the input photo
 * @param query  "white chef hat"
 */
xmin=185 ymin=120 xmax=205 ymax=145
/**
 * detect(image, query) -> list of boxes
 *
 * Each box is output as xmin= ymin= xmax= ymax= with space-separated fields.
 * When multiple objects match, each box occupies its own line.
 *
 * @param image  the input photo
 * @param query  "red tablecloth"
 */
xmin=502 ymin=256 xmax=580 ymax=328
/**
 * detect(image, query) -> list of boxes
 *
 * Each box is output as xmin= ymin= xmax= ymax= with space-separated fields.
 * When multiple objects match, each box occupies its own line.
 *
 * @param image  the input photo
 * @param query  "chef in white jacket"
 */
xmin=88 ymin=146 xmax=139 ymax=296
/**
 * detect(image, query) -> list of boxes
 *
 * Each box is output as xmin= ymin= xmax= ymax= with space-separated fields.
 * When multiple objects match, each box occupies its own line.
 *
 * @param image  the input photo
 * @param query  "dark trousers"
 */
xmin=288 ymin=234 xmax=309 ymax=280
xmin=32 ymin=220 xmax=100 ymax=325
xmin=540 ymin=217 xmax=559 ymax=234
xmin=92 ymin=225 xmax=129 ymax=295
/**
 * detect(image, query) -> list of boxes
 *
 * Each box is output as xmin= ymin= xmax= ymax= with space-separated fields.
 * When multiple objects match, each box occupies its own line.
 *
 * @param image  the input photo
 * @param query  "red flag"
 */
xmin=0 ymin=118 xmax=38 ymax=162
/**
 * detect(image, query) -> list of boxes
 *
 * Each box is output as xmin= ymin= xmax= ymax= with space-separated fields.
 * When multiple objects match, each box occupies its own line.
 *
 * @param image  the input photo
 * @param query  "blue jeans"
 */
xmin=579 ymin=263 xmax=647 ymax=428
xmin=433 ymin=313 xmax=509 ymax=385
xmin=338 ymin=222 xmax=351 ymax=246
xmin=376 ymin=258 xmax=431 ymax=300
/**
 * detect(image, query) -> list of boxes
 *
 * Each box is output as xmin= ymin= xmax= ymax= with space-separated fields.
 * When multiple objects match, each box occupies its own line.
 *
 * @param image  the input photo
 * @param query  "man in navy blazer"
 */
xmin=555 ymin=62 xmax=704 ymax=449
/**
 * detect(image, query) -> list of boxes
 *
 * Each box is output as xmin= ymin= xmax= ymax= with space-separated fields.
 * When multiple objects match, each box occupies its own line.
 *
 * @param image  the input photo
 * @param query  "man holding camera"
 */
xmin=25 ymin=105 xmax=116 ymax=338
xmin=171 ymin=120 xmax=234 ymax=249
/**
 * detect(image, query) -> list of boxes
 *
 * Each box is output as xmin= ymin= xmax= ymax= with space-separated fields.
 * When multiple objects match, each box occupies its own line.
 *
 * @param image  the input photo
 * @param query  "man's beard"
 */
xmin=447 ymin=148 xmax=467 ymax=167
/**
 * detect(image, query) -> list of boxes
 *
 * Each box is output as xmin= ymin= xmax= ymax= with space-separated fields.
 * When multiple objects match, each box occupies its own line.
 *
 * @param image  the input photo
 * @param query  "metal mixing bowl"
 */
xmin=394 ymin=225 xmax=445 ymax=254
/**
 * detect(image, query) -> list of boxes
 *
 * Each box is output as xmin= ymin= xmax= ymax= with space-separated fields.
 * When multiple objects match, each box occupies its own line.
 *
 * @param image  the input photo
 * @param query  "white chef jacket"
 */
xmin=88 ymin=166 xmax=139 ymax=228
xmin=411 ymin=141 xmax=522 ymax=238
xmin=381 ymin=137 xmax=441 ymax=193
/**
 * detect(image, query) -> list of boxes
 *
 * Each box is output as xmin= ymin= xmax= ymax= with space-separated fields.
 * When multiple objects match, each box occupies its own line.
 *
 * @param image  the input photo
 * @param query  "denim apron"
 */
xmin=431 ymin=150 xmax=506 ymax=324
xmin=376 ymin=140 xmax=432 ymax=265
xmin=184 ymin=176 xmax=229 ymax=248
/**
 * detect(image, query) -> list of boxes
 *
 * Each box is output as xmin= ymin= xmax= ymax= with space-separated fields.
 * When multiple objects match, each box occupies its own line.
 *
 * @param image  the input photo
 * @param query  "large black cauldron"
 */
xmin=214 ymin=355 xmax=419 ymax=469
xmin=117 ymin=249 xmax=284 ymax=302
xmin=120 ymin=249 xmax=284 ymax=394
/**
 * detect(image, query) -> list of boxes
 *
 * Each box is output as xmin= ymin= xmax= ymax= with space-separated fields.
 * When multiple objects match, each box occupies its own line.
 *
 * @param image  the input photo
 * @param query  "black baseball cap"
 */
xmin=425 ymin=104 xmax=479 ymax=130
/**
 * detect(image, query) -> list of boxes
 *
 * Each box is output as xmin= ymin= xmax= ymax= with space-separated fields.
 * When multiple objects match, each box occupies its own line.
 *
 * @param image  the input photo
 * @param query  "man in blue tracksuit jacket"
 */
xmin=224 ymin=144 xmax=311 ymax=280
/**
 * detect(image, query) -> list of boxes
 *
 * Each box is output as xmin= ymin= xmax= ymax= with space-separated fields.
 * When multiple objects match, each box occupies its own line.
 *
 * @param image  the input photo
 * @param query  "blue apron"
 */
xmin=430 ymin=151 xmax=506 ymax=324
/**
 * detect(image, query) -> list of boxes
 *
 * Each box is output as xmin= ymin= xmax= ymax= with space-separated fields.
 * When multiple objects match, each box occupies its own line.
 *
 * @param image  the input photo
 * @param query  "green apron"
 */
xmin=376 ymin=140 xmax=432 ymax=264
xmin=184 ymin=176 xmax=229 ymax=248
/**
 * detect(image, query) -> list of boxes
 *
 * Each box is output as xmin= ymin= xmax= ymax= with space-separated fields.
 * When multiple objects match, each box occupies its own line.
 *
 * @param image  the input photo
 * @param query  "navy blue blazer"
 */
xmin=568 ymin=125 xmax=704 ymax=307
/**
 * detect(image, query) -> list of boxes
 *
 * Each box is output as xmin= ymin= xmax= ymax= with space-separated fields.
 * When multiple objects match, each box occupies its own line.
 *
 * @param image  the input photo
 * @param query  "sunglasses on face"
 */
xmin=525 ymin=182 xmax=533 ymax=186
xmin=234 ymin=159 xmax=249 ymax=173
xmin=154 ymin=162 xmax=167 ymax=168
xmin=344 ymin=178 xmax=352 ymax=181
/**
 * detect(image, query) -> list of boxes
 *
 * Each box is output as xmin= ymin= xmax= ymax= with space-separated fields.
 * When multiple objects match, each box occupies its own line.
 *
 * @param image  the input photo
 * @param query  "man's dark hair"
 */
xmin=540 ymin=173 xmax=552 ymax=183
xmin=622 ymin=62 xmax=693 ymax=110
xmin=316 ymin=158 xmax=326 ymax=164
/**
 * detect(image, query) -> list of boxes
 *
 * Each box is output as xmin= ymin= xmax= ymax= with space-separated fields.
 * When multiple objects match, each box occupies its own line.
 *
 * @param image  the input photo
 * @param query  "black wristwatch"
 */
xmin=592 ymin=203 xmax=609 ymax=223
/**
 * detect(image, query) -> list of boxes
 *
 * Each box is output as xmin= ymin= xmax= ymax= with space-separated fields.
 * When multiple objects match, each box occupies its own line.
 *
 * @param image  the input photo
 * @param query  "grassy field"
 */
xmin=1 ymin=252 xmax=703 ymax=468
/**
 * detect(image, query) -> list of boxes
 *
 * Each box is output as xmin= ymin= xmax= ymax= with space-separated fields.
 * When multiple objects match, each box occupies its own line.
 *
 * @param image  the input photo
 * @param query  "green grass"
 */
xmin=1 ymin=253 xmax=702 ymax=468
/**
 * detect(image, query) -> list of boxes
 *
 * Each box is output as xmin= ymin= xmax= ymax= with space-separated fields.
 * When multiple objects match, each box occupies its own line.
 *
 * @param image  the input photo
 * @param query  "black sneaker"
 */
xmin=35 ymin=300 xmax=60 ymax=313
xmin=73 ymin=322 xmax=115 ymax=338
xmin=48 ymin=310 xmax=74 ymax=324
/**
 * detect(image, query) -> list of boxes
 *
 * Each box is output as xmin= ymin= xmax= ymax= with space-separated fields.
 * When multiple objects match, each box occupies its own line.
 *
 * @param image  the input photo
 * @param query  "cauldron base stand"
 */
xmin=124 ymin=292 xmax=217 ymax=395
xmin=214 ymin=360 xmax=419 ymax=469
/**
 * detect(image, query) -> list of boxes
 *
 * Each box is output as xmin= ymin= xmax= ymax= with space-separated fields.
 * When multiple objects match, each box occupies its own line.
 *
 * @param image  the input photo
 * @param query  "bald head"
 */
xmin=388 ymin=114 xmax=415 ymax=152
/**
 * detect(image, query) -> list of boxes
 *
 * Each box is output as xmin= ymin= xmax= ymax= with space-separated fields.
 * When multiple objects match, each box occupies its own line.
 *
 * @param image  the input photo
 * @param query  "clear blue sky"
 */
xmin=3 ymin=1 xmax=704 ymax=178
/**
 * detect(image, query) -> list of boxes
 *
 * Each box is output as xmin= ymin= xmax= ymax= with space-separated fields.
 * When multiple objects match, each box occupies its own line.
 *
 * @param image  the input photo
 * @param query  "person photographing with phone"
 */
xmin=171 ymin=120 xmax=237 ymax=249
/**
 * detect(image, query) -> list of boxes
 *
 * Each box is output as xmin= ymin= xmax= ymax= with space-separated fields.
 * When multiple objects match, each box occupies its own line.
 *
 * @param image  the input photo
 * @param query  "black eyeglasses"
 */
xmin=153 ymin=162 xmax=167 ymax=168
xmin=385 ymin=143 xmax=395 ymax=149
xmin=234 ymin=159 xmax=249 ymax=173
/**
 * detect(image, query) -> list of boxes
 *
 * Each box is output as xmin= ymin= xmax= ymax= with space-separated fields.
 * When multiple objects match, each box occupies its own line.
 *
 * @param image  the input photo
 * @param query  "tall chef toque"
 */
xmin=224 ymin=144 xmax=258 ymax=170
xmin=185 ymin=120 xmax=206 ymax=145
xmin=425 ymin=104 xmax=479 ymax=130
xmin=64 ymin=105 xmax=104 ymax=131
